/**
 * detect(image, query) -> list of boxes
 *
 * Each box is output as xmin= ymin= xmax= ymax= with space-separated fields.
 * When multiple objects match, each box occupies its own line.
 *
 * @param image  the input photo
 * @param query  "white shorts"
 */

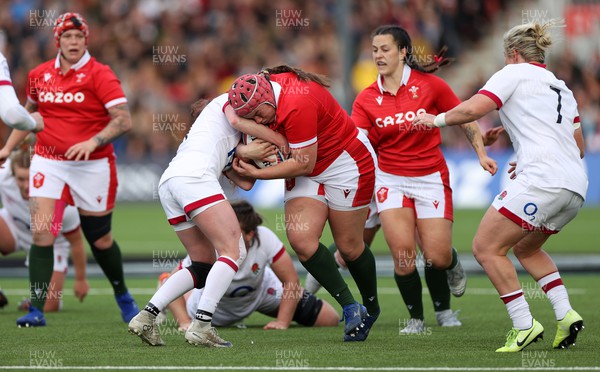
xmin=158 ymin=176 xmax=226 ymax=231
xmin=186 ymin=267 xmax=282 ymax=326
xmin=492 ymin=177 xmax=584 ymax=234
xmin=375 ymin=165 xmax=453 ymax=220
xmin=29 ymin=155 xmax=117 ymax=212
xmin=284 ymin=131 xmax=376 ymax=211
xmin=0 ymin=209 xmax=70 ymax=271
xmin=364 ymin=197 xmax=380 ymax=229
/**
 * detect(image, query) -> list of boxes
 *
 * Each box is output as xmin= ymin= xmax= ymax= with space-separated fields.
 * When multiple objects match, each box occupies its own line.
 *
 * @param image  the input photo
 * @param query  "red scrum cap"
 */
xmin=53 ymin=12 xmax=89 ymax=47
xmin=228 ymin=73 xmax=276 ymax=118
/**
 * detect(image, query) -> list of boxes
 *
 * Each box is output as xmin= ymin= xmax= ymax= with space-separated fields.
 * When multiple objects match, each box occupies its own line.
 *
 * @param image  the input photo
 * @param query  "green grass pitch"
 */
xmin=1 ymin=203 xmax=599 ymax=370
xmin=0 ymin=275 xmax=599 ymax=370
xmin=107 ymin=203 xmax=600 ymax=258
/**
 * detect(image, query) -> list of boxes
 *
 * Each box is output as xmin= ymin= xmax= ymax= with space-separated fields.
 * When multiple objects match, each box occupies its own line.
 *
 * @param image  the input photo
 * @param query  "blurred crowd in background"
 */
xmin=1 ymin=0 xmax=599 ymax=167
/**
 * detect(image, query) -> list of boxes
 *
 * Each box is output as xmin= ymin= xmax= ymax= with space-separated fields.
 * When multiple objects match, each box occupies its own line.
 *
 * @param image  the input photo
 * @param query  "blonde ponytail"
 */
xmin=503 ymin=19 xmax=564 ymax=63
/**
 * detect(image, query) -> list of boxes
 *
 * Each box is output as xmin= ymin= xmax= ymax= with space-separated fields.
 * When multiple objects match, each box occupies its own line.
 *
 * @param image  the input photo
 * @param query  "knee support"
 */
xmin=187 ymin=261 xmax=213 ymax=289
xmin=79 ymin=213 xmax=112 ymax=246
xmin=293 ymin=290 xmax=323 ymax=327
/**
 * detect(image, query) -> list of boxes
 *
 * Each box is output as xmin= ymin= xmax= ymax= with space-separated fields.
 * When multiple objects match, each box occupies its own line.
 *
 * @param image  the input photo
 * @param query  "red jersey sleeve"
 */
xmin=433 ymin=76 xmax=461 ymax=112
xmin=283 ymin=96 xmax=318 ymax=149
xmin=93 ymin=64 xmax=127 ymax=109
xmin=351 ymin=97 xmax=372 ymax=131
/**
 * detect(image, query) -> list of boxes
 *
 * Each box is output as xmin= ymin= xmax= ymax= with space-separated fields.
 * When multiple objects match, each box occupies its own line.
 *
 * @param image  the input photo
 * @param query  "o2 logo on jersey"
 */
xmin=229 ymin=285 xmax=256 ymax=298
xmin=38 ymin=91 xmax=85 ymax=103
xmin=375 ymin=108 xmax=426 ymax=128
xmin=523 ymin=202 xmax=538 ymax=222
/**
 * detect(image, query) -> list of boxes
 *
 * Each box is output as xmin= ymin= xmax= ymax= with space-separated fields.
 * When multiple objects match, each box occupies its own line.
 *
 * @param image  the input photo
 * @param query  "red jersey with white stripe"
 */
xmin=352 ymin=65 xmax=460 ymax=176
xmin=27 ymin=51 xmax=127 ymax=160
xmin=269 ymin=73 xmax=358 ymax=177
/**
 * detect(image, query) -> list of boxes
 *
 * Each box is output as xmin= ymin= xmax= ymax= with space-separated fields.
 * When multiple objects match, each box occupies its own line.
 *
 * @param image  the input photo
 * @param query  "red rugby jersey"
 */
xmin=352 ymin=66 xmax=460 ymax=176
xmin=27 ymin=51 xmax=127 ymax=160
xmin=269 ymin=72 xmax=357 ymax=177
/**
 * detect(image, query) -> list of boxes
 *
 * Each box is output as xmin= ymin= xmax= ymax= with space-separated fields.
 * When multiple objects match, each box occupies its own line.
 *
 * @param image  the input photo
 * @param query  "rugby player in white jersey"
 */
xmin=414 ymin=20 xmax=587 ymax=352
xmin=0 ymin=51 xmax=43 ymax=133
xmin=159 ymin=200 xmax=339 ymax=331
xmin=0 ymin=148 xmax=88 ymax=316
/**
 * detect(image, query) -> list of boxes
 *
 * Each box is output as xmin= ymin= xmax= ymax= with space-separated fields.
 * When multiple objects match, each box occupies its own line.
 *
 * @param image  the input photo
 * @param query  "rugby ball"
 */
xmin=241 ymin=133 xmax=286 ymax=168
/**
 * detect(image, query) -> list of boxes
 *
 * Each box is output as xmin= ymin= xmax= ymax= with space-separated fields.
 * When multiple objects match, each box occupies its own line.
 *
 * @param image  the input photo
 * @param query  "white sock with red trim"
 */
xmin=146 ymin=269 xmax=194 ymax=312
xmin=501 ymin=289 xmax=533 ymax=330
xmin=537 ymin=272 xmax=572 ymax=320
xmin=196 ymin=256 xmax=238 ymax=321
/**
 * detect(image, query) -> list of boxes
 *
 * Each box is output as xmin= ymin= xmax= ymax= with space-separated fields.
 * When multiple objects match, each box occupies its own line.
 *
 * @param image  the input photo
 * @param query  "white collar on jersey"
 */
xmin=377 ymin=64 xmax=411 ymax=94
xmin=271 ymin=81 xmax=282 ymax=105
xmin=54 ymin=50 xmax=91 ymax=71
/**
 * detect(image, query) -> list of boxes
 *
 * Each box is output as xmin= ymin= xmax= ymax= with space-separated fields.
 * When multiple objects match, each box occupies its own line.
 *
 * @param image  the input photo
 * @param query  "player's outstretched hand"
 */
xmin=65 ymin=138 xmax=98 ymax=161
xmin=74 ymin=278 xmax=90 ymax=302
xmin=480 ymin=155 xmax=498 ymax=175
xmin=232 ymin=157 xmax=259 ymax=178
xmin=30 ymin=112 xmax=44 ymax=133
xmin=412 ymin=112 xmax=436 ymax=127
xmin=482 ymin=127 xmax=505 ymax=146
xmin=263 ymin=320 xmax=289 ymax=330
xmin=508 ymin=161 xmax=518 ymax=179
xmin=237 ymin=139 xmax=277 ymax=162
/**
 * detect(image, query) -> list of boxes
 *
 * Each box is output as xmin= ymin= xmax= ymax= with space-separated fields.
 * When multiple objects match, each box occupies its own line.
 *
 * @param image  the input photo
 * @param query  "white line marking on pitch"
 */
xmin=0 ymin=287 xmax=587 ymax=296
xmin=1 ymin=367 xmax=599 ymax=371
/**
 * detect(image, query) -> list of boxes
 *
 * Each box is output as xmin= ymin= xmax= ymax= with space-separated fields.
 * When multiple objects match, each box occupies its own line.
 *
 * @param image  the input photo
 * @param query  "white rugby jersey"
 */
xmin=0 ymin=159 xmax=80 ymax=249
xmin=0 ymin=51 xmax=11 ymax=84
xmin=159 ymin=94 xmax=240 ymax=185
xmin=479 ymin=63 xmax=588 ymax=199
xmin=181 ymin=225 xmax=286 ymax=311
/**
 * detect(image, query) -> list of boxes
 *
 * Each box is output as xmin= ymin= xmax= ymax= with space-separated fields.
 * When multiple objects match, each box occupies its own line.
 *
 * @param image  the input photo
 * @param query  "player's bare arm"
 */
xmin=224 ymin=105 xmax=289 ymax=155
xmin=482 ymin=127 xmax=505 ymax=146
xmin=223 ymin=168 xmax=256 ymax=191
xmin=65 ymin=103 xmax=132 ymax=161
xmin=0 ymin=133 xmax=25 ymax=168
xmin=65 ymin=228 xmax=90 ymax=302
xmin=24 ymin=100 xmax=38 ymax=113
xmin=235 ymin=139 xmax=278 ymax=163
xmin=459 ymin=122 xmax=498 ymax=175
xmin=413 ymin=94 xmax=497 ymax=127
xmin=232 ymin=143 xmax=317 ymax=180
xmin=264 ymin=251 xmax=302 ymax=330
xmin=574 ymin=126 xmax=584 ymax=159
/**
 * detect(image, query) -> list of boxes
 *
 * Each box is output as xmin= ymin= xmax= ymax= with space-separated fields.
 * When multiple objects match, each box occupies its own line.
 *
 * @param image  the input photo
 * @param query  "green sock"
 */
xmin=301 ymin=243 xmax=355 ymax=307
xmin=425 ymin=264 xmax=451 ymax=312
xmin=29 ymin=244 xmax=54 ymax=310
xmin=394 ymin=270 xmax=424 ymax=320
xmin=346 ymin=244 xmax=380 ymax=315
xmin=327 ymin=243 xmax=340 ymax=268
xmin=448 ymin=247 xmax=458 ymax=270
xmin=91 ymin=241 xmax=127 ymax=296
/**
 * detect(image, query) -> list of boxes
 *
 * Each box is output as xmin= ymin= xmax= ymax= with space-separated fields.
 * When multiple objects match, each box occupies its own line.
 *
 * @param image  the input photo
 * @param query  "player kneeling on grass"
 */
xmin=0 ymin=148 xmax=89 ymax=317
xmin=157 ymin=200 xmax=339 ymax=331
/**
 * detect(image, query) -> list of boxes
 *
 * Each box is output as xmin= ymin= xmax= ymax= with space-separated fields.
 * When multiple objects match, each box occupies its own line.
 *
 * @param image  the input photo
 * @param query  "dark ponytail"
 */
xmin=371 ymin=25 xmax=453 ymax=73
xmin=231 ymin=200 xmax=263 ymax=247
xmin=261 ymin=64 xmax=330 ymax=87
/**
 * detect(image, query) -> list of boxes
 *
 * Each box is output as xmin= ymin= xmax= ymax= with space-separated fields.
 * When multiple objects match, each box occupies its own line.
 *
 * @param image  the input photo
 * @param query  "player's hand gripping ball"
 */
xmin=242 ymin=134 xmax=287 ymax=168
